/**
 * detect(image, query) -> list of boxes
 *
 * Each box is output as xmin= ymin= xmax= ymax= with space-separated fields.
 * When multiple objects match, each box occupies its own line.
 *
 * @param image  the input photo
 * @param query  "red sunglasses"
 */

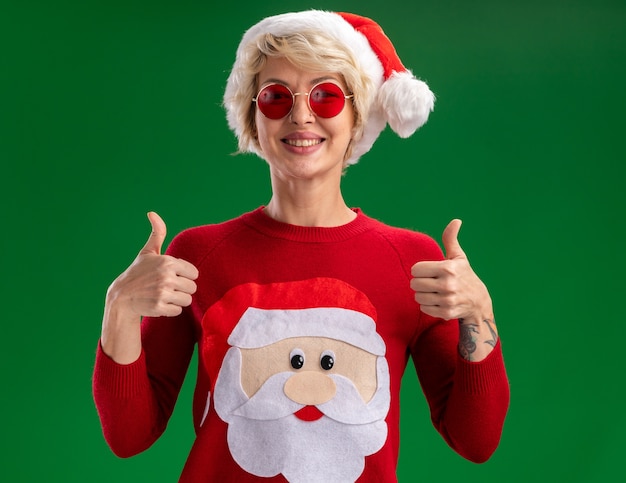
xmin=253 ymin=82 xmax=354 ymax=120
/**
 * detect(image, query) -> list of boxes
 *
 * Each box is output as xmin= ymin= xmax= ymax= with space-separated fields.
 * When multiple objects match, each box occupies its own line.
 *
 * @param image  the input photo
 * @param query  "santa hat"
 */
xmin=200 ymin=278 xmax=383 ymax=384
xmin=225 ymin=10 xmax=435 ymax=165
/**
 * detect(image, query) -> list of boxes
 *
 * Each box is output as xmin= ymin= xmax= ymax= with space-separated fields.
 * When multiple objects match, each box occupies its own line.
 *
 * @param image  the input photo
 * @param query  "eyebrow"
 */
xmin=260 ymin=75 xmax=339 ymax=87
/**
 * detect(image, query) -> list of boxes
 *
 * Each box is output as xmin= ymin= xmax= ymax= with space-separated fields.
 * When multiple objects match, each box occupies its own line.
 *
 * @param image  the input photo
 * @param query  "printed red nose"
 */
xmin=294 ymin=405 xmax=324 ymax=422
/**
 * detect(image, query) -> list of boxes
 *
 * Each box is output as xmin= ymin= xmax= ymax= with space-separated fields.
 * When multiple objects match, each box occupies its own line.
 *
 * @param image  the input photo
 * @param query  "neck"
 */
xmin=265 ymin=178 xmax=355 ymax=228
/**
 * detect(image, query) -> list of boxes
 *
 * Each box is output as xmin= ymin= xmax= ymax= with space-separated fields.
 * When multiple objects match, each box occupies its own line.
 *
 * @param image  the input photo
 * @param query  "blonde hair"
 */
xmin=223 ymin=30 xmax=375 ymax=166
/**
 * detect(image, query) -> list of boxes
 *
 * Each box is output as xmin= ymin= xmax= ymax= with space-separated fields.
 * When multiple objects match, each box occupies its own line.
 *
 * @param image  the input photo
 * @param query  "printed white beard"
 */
xmin=214 ymin=348 xmax=390 ymax=483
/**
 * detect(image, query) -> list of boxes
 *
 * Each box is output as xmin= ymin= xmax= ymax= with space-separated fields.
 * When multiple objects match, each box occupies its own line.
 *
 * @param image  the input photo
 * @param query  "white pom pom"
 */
xmin=378 ymin=71 xmax=435 ymax=138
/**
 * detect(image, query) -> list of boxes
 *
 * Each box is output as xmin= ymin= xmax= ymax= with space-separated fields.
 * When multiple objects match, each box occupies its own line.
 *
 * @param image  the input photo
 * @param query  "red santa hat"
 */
xmin=200 ymin=278 xmax=383 ymax=385
xmin=225 ymin=10 xmax=435 ymax=165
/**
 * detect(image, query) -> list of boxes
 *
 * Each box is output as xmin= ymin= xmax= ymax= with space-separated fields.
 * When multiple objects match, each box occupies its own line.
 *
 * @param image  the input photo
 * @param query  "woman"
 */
xmin=93 ymin=10 xmax=509 ymax=482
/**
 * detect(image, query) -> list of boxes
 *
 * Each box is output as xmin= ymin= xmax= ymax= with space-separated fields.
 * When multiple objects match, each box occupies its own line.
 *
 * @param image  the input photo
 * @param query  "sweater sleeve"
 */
xmin=92 ymin=312 xmax=196 ymax=457
xmin=93 ymin=345 xmax=162 ymax=457
xmin=411 ymin=315 xmax=510 ymax=463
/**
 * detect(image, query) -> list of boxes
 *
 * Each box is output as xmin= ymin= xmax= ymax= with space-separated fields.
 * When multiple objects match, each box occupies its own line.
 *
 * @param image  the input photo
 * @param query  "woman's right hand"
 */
xmin=100 ymin=212 xmax=199 ymax=364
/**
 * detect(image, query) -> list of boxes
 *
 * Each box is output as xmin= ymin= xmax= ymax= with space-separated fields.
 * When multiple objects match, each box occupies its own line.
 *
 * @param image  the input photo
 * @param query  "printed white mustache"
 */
xmin=232 ymin=365 xmax=389 ymax=425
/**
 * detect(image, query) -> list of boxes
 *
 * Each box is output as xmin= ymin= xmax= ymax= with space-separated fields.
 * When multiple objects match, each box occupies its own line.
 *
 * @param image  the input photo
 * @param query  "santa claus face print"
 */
xmin=212 ymin=305 xmax=391 ymax=483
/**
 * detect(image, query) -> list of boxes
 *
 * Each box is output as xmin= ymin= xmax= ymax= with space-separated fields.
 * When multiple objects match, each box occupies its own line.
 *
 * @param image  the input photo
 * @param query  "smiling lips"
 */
xmin=283 ymin=138 xmax=323 ymax=147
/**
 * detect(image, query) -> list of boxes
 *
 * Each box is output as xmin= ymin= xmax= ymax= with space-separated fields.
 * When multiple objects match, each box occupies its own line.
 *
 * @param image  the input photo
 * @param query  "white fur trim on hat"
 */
xmin=228 ymin=307 xmax=386 ymax=356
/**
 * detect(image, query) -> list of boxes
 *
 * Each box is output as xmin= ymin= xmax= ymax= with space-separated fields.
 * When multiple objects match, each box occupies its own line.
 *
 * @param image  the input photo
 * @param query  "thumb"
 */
xmin=140 ymin=211 xmax=167 ymax=255
xmin=442 ymin=219 xmax=466 ymax=260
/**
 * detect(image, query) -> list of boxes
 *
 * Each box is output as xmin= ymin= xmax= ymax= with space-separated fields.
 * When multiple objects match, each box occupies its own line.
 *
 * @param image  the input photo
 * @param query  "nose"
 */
xmin=290 ymin=92 xmax=314 ymax=124
xmin=283 ymin=371 xmax=336 ymax=405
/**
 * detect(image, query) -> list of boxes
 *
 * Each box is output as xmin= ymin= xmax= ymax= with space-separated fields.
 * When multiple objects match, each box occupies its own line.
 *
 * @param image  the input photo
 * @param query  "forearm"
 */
xmin=93 ymin=345 xmax=165 ymax=457
xmin=437 ymin=341 xmax=510 ymax=463
xmin=413 ymin=317 xmax=509 ymax=463
xmin=94 ymin=308 xmax=195 ymax=457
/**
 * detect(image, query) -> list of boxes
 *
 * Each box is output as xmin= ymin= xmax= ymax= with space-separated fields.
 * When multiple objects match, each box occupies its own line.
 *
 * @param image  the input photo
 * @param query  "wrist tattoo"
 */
xmin=458 ymin=318 xmax=498 ymax=361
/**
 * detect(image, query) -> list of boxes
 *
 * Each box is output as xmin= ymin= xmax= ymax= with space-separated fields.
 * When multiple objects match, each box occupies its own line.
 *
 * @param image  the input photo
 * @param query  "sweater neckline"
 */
xmin=241 ymin=206 xmax=374 ymax=243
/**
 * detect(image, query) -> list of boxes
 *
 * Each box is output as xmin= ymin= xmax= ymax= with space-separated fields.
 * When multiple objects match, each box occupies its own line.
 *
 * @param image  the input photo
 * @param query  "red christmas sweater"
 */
xmin=93 ymin=207 xmax=509 ymax=482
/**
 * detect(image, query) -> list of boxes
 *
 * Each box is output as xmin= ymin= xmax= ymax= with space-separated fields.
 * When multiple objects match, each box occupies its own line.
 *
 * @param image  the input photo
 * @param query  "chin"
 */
xmin=273 ymin=155 xmax=345 ymax=183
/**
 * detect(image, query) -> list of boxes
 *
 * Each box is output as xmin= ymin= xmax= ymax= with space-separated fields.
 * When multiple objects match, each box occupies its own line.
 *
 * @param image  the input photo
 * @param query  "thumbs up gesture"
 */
xmin=101 ymin=212 xmax=199 ymax=364
xmin=109 ymin=212 xmax=199 ymax=318
xmin=410 ymin=219 xmax=492 ymax=322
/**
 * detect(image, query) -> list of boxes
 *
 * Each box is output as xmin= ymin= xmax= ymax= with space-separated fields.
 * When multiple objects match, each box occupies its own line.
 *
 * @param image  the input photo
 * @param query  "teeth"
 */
xmin=284 ymin=138 xmax=322 ymax=147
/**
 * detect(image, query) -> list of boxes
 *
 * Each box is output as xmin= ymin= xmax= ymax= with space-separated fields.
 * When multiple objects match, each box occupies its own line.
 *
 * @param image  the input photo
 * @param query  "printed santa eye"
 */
xmin=320 ymin=350 xmax=335 ymax=371
xmin=289 ymin=348 xmax=305 ymax=370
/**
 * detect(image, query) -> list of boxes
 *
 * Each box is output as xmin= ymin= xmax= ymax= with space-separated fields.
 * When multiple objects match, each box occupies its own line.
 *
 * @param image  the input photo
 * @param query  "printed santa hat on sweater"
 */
xmin=201 ymin=278 xmax=384 ymax=386
xmin=224 ymin=10 xmax=435 ymax=165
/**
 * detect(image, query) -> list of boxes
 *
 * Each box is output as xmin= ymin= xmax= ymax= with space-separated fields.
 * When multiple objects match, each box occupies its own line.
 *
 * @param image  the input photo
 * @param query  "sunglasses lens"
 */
xmin=309 ymin=83 xmax=346 ymax=118
xmin=256 ymin=84 xmax=293 ymax=119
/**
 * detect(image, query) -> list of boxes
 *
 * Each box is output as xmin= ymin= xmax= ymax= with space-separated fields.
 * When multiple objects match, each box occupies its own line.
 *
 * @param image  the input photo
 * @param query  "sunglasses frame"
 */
xmin=253 ymin=81 xmax=354 ymax=120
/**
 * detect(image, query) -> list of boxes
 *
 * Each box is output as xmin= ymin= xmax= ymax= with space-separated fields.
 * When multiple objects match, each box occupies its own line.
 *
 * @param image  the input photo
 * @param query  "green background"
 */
xmin=3 ymin=0 xmax=625 ymax=481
